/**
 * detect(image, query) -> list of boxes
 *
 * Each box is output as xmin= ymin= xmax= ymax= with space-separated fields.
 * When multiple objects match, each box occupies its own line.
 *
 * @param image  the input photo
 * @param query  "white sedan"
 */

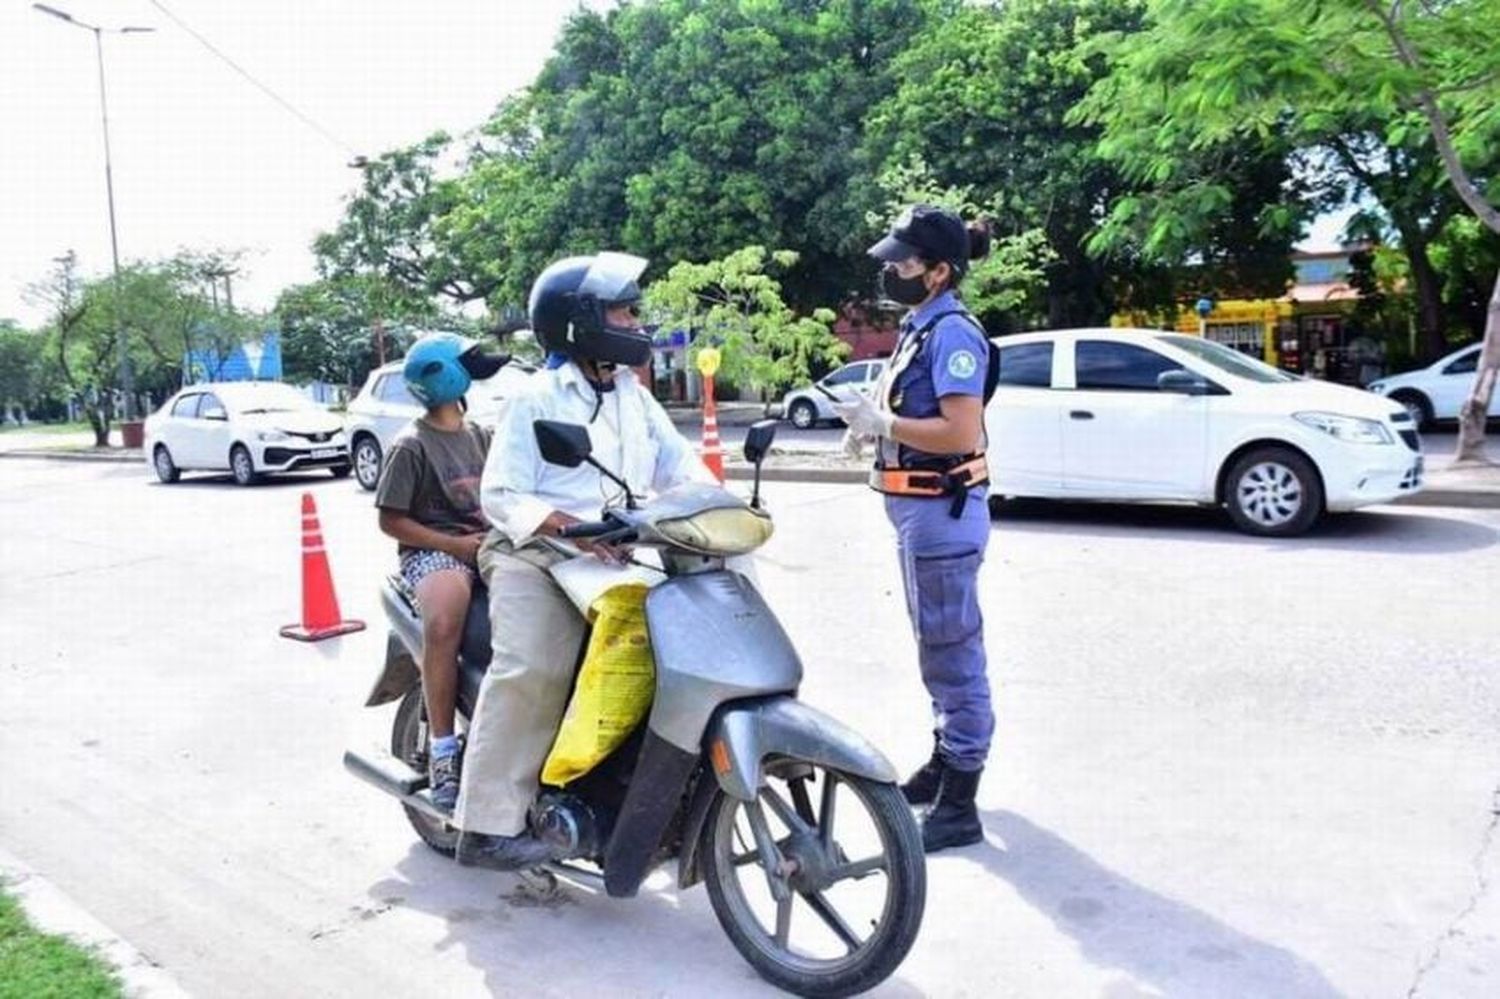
xmin=987 ymin=329 xmax=1425 ymax=536
xmin=144 ymin=381 xmax=349 ymax=486
xmin=1365 ymin=343 xmax=1499 ymax=428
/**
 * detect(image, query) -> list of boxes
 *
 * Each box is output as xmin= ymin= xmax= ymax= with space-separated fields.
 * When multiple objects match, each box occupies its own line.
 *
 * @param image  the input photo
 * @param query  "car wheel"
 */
xmin=353 ymin=435 xmax=382 ymax=491
xmin=153 ymin=445 xmax=180 ymax=484
xmin=1224 ymin=446 xmax=1323 ymax=537
xmin=787 ymin=399 xmax=817 ymax=430
xmin=230 ymin=444 xmax=261 ymax=486
xmin=1390 ymin=391 xmax=1433 ymax=431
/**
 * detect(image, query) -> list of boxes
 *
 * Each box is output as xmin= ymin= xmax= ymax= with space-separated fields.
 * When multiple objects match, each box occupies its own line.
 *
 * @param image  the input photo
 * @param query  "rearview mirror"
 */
xmin=1157 ymin=369 xmax=1212 ymax=395
xmin=743 ymin=419 xmax=778 ymax=465
xmin=534 ymin=420 xmax=592 ymax=467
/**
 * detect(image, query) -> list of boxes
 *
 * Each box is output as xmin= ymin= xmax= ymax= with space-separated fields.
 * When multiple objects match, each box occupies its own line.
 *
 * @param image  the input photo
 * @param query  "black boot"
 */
xmin=921 ymin=766 xmax=983 ymax=853
xmin=900 ymin=732 xmax=944 ymax=806
xmin=456 ymin=831 xmax=554 ymax=871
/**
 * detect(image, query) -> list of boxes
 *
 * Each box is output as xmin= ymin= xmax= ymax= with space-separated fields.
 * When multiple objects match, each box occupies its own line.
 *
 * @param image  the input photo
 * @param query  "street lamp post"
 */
xmin=34 ymin=4 xmax=154 ymax=424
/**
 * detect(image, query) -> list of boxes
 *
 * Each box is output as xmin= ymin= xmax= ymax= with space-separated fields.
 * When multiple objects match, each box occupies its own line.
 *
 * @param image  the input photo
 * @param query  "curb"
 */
xmin=0 ymin=845 xmax=191 ymax=998
xmin=4 ymin=447 xmax=1499 ymax=508
xmin=0 ymin=449 xmax=142 ymax=464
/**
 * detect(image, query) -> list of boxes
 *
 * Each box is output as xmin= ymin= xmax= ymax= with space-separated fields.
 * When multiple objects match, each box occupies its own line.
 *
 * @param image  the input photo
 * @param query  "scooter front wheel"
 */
xmin=702 ymin=763 xmax=926 ymax=998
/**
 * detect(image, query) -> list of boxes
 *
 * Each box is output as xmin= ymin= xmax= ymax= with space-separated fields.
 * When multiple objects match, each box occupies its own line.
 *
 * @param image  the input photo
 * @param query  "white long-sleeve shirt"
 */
xmin=480 ymin=361 xmax=713 ymax=544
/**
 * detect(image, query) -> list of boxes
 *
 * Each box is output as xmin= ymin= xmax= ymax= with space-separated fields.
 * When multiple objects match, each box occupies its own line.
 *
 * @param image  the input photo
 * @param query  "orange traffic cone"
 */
xmin=280 ymin=492 xmax=366 ymax=642
xmin=700 ymin=374 xmax=724 ymax=482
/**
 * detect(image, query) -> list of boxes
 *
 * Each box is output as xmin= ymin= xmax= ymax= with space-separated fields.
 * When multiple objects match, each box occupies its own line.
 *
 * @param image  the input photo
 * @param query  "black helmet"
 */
xmin=528 ymin=252 xmax=652 ymax=367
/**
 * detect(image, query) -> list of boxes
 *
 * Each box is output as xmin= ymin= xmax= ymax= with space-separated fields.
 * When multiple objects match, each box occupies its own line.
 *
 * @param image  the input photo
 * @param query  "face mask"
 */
xmin=880 ymin=265 xmax=929 ymax=306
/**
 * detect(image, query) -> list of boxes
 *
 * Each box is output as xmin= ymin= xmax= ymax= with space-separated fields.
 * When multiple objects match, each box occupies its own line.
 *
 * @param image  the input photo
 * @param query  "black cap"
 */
xmin=868 ymin=204 xmax=968 ymax=270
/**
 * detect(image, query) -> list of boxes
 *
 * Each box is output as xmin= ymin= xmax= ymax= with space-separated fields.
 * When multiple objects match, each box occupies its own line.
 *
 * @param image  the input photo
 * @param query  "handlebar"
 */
xmin=557 ymin=519 xmax=616 ymax=539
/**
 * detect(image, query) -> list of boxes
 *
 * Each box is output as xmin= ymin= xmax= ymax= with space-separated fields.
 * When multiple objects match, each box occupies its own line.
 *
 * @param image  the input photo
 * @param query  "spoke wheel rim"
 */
xmin=1236 ymin=461 xmax=1303 ymax=527
xmin=711 ymin=767 xmax=896 ymax=975
xmin=156 ymin=449 xmax=172 ymax=477
xmin=233 ymin=450 xmax=253 ymax=481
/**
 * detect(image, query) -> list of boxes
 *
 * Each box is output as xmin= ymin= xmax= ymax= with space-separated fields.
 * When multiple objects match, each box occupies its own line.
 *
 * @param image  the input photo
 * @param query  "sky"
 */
xmin=0 ymin=0 xmax=604 ymax=326
xmin=1 ymin=0 xmax=1354 ymax=330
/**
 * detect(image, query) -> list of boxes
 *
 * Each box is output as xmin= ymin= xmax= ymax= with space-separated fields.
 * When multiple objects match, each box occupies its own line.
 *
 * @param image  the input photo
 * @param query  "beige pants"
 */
xmin=454 ymin=531 xmax=586 ymax=836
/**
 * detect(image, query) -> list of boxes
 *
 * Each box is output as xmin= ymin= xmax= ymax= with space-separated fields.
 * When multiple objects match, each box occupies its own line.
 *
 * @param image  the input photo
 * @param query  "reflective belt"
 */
xmin=870 ymin=453 xmax=989 ymax=504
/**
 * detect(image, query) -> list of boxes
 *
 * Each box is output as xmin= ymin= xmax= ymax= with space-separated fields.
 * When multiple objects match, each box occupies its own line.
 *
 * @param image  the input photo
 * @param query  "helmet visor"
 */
xmin=578 ymin=252 xmax=648 ymax=304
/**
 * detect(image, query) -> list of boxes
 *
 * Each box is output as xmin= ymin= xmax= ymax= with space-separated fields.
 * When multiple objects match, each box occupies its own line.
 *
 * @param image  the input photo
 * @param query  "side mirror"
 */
xmin=534 ymin=420 xmax=592 ymax=467
xmin=1157 ymin=369 xmax=1212 ymax=395
xmin=743 ymin=419 xmax=778 ymax=465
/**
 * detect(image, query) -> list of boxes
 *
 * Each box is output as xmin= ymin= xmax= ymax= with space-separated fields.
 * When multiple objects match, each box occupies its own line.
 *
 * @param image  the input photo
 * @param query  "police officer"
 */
xmin=833 ymin=204 xmax=995 ymax=853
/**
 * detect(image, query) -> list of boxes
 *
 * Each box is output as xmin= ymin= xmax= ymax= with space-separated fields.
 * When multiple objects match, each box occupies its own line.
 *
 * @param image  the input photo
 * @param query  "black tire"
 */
xmin=1223 ymin=445 xmax=1324 ymax=537
xmin=329 ymin=463 xmax=352 ymax=479
xmin=703 ymin=766 xmax=926 ymax=998
xmin=391 ymin=686 xmax=463 ymax=857
xmin=788 ymin=399 xmax=818 ymax=430
xmin=1390 ymin=391 xmax=1433 ymax=431
xmin=353 ymin=435 xmax=382 ymax=491
xmin=153 ymin=444 xmax=180 ymax=484
xmin=229 ymin=444 xmax=261 ymax=486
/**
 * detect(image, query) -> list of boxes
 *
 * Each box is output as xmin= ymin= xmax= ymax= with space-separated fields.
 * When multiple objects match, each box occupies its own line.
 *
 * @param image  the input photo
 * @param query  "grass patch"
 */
xmin=0 ymin=887 xmax=122 ymax=999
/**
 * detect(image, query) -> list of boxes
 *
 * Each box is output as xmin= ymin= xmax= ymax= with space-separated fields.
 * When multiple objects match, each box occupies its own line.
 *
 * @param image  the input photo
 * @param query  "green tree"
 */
xmin=28 ymin=253 xmax=119 ymax=446
xmin=644 ymin=246 xmax=847 ymax=400
xmin=0 ymin=321 xmax=49 ymax=422
xmin=274 ymin=275 xmax=424 ymax=389
xmin=1076 ymin=0 xmax=1500 ymax=365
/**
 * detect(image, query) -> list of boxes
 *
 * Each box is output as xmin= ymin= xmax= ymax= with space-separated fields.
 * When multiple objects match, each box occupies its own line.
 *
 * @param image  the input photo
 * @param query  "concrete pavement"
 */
xmin=1 ymin=458 xmax=1497 ymax=997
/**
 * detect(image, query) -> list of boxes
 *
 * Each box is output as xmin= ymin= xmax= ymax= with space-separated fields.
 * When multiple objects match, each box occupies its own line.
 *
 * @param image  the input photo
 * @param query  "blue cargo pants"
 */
xmin=885 ymin=490 xmax=994 ymax=771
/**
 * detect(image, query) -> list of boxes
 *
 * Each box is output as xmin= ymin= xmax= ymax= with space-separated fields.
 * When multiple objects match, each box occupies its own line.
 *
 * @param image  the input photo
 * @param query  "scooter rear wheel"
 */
xmin=391 ymin=686 xmax=465 ymax=856
xmin=703 ymin=763 xmax=926 ymax=998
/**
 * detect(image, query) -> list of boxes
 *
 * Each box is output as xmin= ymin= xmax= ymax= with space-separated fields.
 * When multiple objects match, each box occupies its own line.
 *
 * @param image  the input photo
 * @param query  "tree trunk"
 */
xmin=1400 ymin=231 xmax=1448 ymax=362
xmin=88 ymin=406 xmax=110 ymax=448
xmin=1453 ymin=270 xmax=1499 ymax=463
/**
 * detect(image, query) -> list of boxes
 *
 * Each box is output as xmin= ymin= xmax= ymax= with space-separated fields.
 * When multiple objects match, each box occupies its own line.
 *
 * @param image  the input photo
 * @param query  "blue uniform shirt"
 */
xmin=889 ymin=290 xmax=989 ymax=463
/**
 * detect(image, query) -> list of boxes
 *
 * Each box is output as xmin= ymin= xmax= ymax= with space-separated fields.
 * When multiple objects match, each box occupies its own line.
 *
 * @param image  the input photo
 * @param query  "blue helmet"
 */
xmin=402 ymin=332 xmax=506 ymax=407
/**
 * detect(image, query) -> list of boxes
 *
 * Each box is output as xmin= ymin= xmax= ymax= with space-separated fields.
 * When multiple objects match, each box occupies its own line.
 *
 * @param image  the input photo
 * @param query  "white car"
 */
xmin=344 ymin=358 xmax=537 ymax=490
xmin=145 ymin=381 xmax=349 ymax=486
xmin=986 ymin=329 xmax=1425 ymax=536
xmin=1365 ymin=343 xmax=1498 ymax=428
xmin=781 ymin=359 xmax=888 ymax=429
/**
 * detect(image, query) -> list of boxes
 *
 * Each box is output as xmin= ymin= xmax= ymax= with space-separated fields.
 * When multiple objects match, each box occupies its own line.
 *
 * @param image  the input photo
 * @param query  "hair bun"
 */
xmin=967 ymin=221 xmax=992 ymax=262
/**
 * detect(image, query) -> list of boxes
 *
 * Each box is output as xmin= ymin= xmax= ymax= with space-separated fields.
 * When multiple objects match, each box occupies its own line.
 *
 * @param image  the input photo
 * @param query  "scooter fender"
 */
xmin=678 ymin=697 xmax=899 ymax=890
xmin=708 ymin=697 xmax=899 ymax=802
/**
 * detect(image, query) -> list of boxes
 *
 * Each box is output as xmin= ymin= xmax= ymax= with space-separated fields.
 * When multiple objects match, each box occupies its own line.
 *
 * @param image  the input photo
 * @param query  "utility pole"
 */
xmin=34 ymin=4 xmax=154 ymax=422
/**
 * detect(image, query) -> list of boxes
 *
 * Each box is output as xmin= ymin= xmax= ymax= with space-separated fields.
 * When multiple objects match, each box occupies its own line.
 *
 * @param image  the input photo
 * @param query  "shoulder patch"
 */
xmin=947 ymin=350 xmax=979 ymax=380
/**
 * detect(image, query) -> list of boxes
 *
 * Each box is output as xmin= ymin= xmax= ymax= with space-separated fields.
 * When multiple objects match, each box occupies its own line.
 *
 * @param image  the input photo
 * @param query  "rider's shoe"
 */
xmin=428 ymin=751 xmax=461 ymax=812
xmin=900 ymin=731 xmax=944 ymax=806
xmin=456 ymin=831 xmax=554 ymax=871
xmin=920 ymin=766 xmax=984 ymax=853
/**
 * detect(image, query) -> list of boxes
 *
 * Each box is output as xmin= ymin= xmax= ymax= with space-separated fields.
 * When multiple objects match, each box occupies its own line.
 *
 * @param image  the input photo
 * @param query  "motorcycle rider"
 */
xmin=454 ymin=252 xmax=714 ymax=871
xmin=374 ymin=332 xmax=503 ymax=810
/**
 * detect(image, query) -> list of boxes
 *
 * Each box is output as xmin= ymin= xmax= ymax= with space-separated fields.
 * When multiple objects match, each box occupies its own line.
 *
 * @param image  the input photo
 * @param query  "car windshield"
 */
xmin=1157 ymin=335 xmax=1296 ymax=383
xmin=218 ymin=383 xmax=319 ymax=414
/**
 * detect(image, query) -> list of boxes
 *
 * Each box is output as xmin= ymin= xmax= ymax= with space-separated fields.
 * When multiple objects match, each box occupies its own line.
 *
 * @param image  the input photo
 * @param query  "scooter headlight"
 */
xmin=654 ymin=507 xmax=774 ymax=556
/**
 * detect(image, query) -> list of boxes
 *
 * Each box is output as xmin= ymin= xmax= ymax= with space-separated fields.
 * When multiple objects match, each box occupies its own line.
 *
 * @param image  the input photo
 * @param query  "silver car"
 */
xmin=779 ymin=359 xmax=887 ymax=429
xmin=344 ymin=359 xmax=537 ymax=490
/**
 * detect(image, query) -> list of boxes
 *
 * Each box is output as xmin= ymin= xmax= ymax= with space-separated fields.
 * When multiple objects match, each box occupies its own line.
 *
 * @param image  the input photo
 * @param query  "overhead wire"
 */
xmin=145 ymin=0 xmax=358 ymax=156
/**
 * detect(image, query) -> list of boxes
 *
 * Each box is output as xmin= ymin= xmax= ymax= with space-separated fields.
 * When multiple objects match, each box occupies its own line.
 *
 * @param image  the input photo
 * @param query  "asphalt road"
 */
xmin=1 ymin=458 xmax=1496 ymax=998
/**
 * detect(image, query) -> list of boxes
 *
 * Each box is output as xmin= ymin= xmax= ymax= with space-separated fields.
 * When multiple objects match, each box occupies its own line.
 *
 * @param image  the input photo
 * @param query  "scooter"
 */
xmin=344 ymin=418 xmax=925 ymax=997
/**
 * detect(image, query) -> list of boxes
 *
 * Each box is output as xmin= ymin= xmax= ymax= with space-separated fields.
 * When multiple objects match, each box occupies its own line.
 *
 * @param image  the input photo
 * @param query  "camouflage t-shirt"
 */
xmin=374 ymin=418 xmax=493 ymax=554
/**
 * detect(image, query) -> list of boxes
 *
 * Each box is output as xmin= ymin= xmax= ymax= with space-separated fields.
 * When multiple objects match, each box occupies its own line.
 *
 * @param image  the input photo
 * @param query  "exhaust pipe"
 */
xmin=343 ymin=750 xmax=451 ymax=824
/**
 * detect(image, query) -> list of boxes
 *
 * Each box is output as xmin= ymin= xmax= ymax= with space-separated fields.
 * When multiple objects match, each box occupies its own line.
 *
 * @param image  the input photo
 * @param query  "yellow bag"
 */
xmin=540 ymin=583 xmax=656 ymax=786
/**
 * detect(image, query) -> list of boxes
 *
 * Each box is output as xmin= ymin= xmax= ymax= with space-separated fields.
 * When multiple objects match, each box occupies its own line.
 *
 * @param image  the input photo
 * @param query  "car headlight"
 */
xmin=1366 ymin=381 xmax=1388 ymax=394
xmin=1293 ymin=411 xmax=1393 ymax=444
xmin=257 ymin=429 xmax=290 ymax=442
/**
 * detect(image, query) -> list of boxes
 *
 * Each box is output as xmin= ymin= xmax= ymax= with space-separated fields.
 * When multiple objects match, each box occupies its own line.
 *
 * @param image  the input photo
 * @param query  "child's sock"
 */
xmin=430 ymin=734 xmax=461 ymax=759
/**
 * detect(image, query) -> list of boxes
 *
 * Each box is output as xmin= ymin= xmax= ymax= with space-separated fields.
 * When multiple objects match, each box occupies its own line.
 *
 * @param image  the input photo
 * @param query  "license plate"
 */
xmin=312 ymin=448 xmax=341 ymax=459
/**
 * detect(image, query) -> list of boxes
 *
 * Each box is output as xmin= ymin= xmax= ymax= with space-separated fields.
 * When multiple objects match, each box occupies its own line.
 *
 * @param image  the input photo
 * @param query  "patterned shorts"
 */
xmin=399 ymin=548 xmax=478 ymax=591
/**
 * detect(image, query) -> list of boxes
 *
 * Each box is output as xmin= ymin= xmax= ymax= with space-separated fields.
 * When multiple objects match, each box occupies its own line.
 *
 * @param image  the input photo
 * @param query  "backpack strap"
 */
xmin=910 ymin=309 xmax=1000 ymax=405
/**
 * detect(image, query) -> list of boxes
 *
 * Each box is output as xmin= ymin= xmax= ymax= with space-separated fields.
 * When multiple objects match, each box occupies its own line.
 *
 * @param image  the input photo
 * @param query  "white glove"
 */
xmin=831 ymin=393 xmax=895 ymax=440
xmin=840 ymin=428 xmax=869 ymax=460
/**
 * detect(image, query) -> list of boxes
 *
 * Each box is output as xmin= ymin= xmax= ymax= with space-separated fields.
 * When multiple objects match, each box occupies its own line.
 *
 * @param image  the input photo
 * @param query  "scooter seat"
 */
xmin=459 ymin=586 xmax=493 ymax=670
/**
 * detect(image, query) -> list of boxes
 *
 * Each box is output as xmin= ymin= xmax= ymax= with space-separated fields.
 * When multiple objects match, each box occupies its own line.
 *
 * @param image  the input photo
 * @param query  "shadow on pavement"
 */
xmin=955 ymin=810 xmax=1344 ymax=999
xmin=991 ymin=499 xmax=1495 ymax=555
xmin=367 ymin=842 xmax=925 ymax=997
xmin=152 ymin=471 xmax=353 ymax=491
